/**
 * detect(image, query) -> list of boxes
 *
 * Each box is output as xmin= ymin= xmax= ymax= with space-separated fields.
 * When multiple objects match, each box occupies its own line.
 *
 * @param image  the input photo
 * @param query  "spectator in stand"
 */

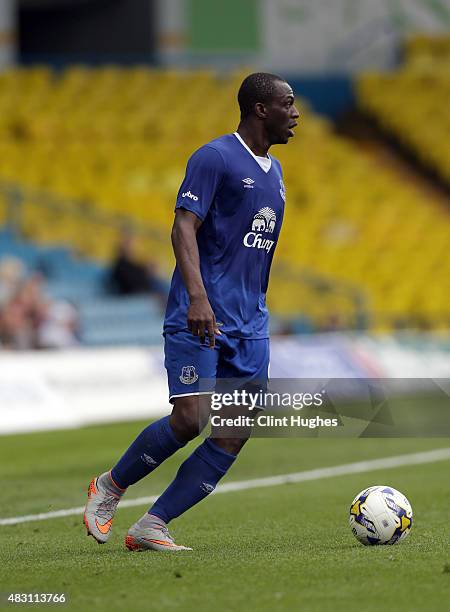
xmin=0 ymin=264 xmax=79 ymax=350
xmin=109 ymin=233 xmax=169 ymax=306
xmin=0 ymin=293 xmax=31 ymax=349
xmin=0 ymin=272 xmax=46 ymax=349
xmin=110 ymin=233 xmax=150 ymax=295
xmin=37 ymin=299 xmax=79 ymax=349
xmin=0 ymin=257 xmax=25 ymax=309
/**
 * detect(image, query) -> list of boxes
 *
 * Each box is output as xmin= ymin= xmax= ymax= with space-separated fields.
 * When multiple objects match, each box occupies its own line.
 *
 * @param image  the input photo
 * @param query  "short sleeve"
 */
xmin=175 ymin=146 xmax=225 ymax=221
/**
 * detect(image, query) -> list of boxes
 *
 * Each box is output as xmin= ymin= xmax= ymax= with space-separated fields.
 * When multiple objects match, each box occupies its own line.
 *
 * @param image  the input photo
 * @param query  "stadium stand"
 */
xmin=0 ymin=66 xmax=449 ymax=332
xmin=0 ymin=229 xmax=163 ymax=347
xmin=357 ymin=34 xmax=450 ymax=185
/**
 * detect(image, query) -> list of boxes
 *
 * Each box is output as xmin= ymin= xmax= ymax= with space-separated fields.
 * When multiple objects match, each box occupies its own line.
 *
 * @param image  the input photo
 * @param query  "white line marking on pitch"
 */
xmin=1 ymin=447 xmax=450 ymax=527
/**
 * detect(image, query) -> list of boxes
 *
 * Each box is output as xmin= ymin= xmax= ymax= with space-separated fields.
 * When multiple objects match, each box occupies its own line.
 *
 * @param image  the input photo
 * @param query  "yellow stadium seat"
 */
xmin=0 ymin=67 xmax=448 ymax=331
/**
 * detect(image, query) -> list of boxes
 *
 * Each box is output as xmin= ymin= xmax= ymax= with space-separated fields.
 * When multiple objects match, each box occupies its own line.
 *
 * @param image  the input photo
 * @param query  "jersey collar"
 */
xmin=233 ymin=132 xmax=272 ymax=174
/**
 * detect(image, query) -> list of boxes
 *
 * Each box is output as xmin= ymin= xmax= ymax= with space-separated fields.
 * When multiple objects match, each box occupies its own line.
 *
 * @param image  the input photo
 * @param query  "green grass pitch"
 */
xmin=1 ymin=420 xmax=449 ymax=611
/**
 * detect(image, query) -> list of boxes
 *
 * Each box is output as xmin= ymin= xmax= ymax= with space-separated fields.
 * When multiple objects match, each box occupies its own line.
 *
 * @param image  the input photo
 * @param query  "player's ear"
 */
xmin=254 ymin=102 xmax=268 ymax=119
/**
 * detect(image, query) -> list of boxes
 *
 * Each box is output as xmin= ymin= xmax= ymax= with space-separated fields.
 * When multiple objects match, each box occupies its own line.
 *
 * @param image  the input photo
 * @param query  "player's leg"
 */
xmin=83 ymin=413 xmax=188 ymax=544
xmin=84 ymin=330 xmax=217 ymax=544
xmin=126 ymin=393 xmax=217 ymax=551
xmin=109 ymin=331 xmax=217 ymax=490
xmin=125 ymin=412 xmax=247 ymax=551
xmin=125 ymin=336 xmax=269 ymax=551
xmin=138 ymin=421 xmax=249 ymax=536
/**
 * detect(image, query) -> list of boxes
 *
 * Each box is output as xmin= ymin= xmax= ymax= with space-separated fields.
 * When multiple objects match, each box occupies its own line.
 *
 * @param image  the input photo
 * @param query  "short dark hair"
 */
xmin=237 ymin=72 xmax=286 ymax=119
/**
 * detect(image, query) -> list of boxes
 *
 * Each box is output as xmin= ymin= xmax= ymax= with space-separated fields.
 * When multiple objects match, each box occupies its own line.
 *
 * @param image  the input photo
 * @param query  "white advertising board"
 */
xmin=0 ymin=347 xmax=168 ymax=434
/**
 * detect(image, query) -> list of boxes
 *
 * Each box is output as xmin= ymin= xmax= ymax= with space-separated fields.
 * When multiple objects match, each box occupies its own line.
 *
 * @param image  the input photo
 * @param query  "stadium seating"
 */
xmin=0 ymin=66 xmax=449 ymax=331
xmin=0 ymin=230 xmax=164 ymax=345
xmin=78 ymin=296 xmax=163 ymax=346
xmin=357 ymin=34 xmax=450 ymax=184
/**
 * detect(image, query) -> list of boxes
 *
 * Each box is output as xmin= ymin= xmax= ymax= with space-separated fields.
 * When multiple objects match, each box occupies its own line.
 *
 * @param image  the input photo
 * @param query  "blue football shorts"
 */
xmin=164 ymin=329 xmax=270 ymax=403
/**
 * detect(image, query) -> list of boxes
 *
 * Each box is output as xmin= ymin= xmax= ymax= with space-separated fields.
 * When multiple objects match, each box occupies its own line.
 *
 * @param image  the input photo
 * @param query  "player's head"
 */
xmin=237 ymin=72 xmax=299 ymax=144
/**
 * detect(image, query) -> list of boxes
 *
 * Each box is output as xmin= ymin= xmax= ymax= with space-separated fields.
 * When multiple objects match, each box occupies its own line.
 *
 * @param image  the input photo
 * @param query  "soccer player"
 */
xmin=84 ymin=72 xmax=299 ymax=551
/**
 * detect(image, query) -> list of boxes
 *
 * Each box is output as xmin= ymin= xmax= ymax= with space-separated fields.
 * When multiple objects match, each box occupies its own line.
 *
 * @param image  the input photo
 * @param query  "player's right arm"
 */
xmin=172 ymin=145 xmax=224 ymax=348
xmin=171 ymin=209 xmax=220 ymax=347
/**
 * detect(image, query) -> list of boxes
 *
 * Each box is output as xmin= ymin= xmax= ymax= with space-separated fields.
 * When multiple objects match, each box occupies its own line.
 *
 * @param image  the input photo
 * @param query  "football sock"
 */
xmin=148 ymin=438 xmax=237 ymax=523
xmin=111 ymin=416 xmax=186 ymax=489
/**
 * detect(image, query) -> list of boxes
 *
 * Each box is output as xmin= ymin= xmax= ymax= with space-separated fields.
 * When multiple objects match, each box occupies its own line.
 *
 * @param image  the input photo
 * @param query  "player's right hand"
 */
xmin=187 ymin=296 xmax=221 ymax=348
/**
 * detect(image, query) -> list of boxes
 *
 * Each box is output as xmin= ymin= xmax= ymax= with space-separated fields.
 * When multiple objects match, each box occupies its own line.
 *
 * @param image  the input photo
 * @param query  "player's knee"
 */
xmin=170 ymin=399 xmax=205 ymax=442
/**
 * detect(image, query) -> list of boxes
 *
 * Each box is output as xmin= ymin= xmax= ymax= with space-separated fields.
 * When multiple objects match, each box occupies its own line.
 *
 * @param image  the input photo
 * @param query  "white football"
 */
xmin=349 ymin=485 xmax=413 ymax=545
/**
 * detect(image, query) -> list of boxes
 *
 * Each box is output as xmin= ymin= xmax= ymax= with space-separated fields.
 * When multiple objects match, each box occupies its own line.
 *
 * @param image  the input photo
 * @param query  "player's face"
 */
xmin=265 ymin=81 xmax=299 ymax=145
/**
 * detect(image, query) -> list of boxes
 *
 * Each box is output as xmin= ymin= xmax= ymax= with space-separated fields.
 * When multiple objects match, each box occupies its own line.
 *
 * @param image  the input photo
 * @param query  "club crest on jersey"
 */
xmin=179 ymin=365 xmax=199 ymax=385
xmin=243 ymin=207 xmax=276 ymax=253
xmin=279 ymin=179 xmax=286 ymax=202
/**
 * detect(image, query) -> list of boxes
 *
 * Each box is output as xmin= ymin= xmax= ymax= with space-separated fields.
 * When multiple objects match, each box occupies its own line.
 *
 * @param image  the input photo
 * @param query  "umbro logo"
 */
xmin=242 ymin=177 xmax=255 ymax=189
xmin=182 ymin=190 xmax=199 ymax=201
xmin=201 ymin=482 xmax=215 ymax=493
xmin=141 ymin=453 xmax=158 ymax=467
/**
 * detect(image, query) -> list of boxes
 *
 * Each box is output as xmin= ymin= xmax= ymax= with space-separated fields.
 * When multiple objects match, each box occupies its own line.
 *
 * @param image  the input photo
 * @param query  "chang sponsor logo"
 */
xmin=243 ymin=207 xmax=277 ymax=253
xmin=243 ymin=233 xmax=275 ymax=253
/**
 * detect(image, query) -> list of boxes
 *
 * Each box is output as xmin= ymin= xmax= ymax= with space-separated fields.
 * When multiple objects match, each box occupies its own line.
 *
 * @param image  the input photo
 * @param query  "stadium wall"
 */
xmin=18 ymin=1 xmax=450 ymax=71
xmin=156 ymin=0 xmax=450 ymax=72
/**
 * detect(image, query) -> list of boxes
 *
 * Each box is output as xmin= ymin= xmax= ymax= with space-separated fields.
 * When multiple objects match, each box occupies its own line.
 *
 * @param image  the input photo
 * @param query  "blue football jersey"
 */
xmin=164 ymin=134 xmax=286 ymax=339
